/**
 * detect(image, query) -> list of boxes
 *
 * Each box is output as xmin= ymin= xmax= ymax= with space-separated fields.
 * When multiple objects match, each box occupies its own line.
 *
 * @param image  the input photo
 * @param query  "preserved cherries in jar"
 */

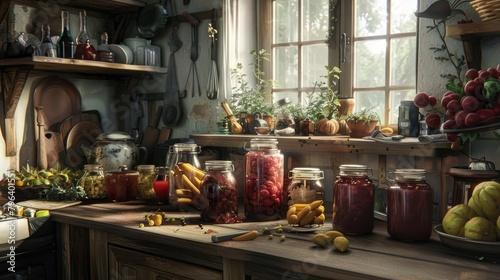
xmin=333 ymin=164 xmax=375 ymax=235
xmin=244 ymin=138 xmax=284 ymax=221
xmin=199 ymin=161 xmax=241 ymax=223
xmin=387 ymin=169 xmax=433 ymax=241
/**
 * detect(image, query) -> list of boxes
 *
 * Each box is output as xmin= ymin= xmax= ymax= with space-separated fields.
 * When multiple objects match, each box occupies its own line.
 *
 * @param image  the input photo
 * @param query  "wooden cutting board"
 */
xmin=44 ymin=131 xmax=67 ymax=169
xmin=59 ymin=111 xmax=102 ymax=142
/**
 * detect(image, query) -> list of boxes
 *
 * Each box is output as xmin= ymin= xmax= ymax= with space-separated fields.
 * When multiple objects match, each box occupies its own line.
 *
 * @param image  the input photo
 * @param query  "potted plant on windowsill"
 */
xmin=342 ymin=108 xmax=380 ymax=138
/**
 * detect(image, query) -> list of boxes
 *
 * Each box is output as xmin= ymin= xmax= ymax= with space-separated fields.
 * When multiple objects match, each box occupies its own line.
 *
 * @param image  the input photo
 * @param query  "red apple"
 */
xmin=425 ymin=113 xmax=442 ymax=129
xmin=454 ymin=110 xmax=469 ymax=128
xmin=442 ymin=119 xmax=458 ymax=130
xmin=446 ymin=99 xmax=462 ymax=113
xmin=476 ymin=108 xmax=496 ymax=124
xmin=479 ymin=70 xmax=492 ymax=79
xmin=428 ymin=96 xmax=437 ymax=107
xmin=414 ymin=92 xmax=430 ymax=108
xmin=464 ymin=80 xmax=482 ymax=96
xmin=464 ymin=112 xmax=481 ymax=127
xmin=443 ymin=91 xmax=457 ymax=97
xmin=474 ymin=76 xmax=485 ymax=85
xmin=446 ymin=109 xmax=456 ymax=118
xmin=446 ymin=133 xmax=458 ymax=142
xmin=461 ymin=96 xmax=480 ymax=112
xmin=487 ymin=67 xmax=499 ymax=79
xmin=465 ymin=68 xmax=479 ymax=80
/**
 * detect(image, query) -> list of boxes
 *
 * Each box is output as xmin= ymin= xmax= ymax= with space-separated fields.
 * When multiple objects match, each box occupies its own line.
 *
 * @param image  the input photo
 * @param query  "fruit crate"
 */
xmin=471 ymin=0 xmax=500 ymax=22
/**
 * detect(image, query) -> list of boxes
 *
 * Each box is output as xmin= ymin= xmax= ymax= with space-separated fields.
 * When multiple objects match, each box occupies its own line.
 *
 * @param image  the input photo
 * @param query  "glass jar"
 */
xmin=79 ymin=164 xmax=106 ymax=199
xmin=387 ymin=169 xmax=433 ymax=241
xmin=104 ymin=165 xmax=139 ymax=202
xmin=274 ymin=114 xmax=295 ymax=136
xmin=137 ymin=165 xmax=157 ymax=200
xmin=333 ymin=164 xmax=375 ymax=235
xmin=244 ymin=138 xmax=284 ymax=221
xmin=287 ymin=167 xmax=324 ymax=205
xmin=153 ymin=166 xmax=170 ymax=204
xmin=168 ymin=143 xmax=202 ymax=207
xmin=199 ymin=160 xmax=241 ymax=223
xmin=74 ymin=10 xmax=97 ymax=60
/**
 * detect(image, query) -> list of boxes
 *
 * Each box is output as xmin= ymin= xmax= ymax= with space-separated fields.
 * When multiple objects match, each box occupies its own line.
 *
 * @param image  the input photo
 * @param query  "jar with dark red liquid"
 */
xmin=199 ymin=160 xmax=241 ymax=223
xmin=104 ymin=165 xmax=139 ymax=202
xmin=244 ymin=138 xmax=284 ymax=221
xmin=333 ymin=164 xmax=375 ymax=235
xmin=387 ymin=169 xmax=433 ymax=241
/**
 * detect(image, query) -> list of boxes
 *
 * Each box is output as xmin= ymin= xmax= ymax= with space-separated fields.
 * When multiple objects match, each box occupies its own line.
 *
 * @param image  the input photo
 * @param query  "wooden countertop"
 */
xmin=50 ymin=200 xmax=500 ymax=279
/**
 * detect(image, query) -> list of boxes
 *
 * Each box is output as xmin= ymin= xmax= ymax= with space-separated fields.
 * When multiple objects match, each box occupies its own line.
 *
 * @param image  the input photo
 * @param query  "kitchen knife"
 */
xmin=211 ymin=230 xmax=251 ymax=243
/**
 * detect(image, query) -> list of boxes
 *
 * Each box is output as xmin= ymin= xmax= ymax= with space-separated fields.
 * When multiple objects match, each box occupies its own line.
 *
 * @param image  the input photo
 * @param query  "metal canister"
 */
xmin=398 ymin=100 xmax=419 ymax=137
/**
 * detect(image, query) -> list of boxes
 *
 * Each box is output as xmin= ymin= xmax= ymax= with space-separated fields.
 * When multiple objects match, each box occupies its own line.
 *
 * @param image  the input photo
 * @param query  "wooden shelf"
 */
xmin=0 ymin=56 xmax=167 ymax=75
xmin=12 ymin=0 xmax=146 ymax=13
xmin=446 ymin=21 xmax=500 ymax=70
xmin=190 ymin=134 xmax=456 ymax=157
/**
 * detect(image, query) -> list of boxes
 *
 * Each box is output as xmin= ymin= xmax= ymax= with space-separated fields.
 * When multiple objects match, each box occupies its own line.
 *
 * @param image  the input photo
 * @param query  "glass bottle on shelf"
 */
xmin=74 ymin=10 xmax=97 ymax=60
xmin=387 ymin=169 xmax=433 ymax=241
xmin=40 ymin=24 xmax=57 ymax=57
xmin=57 ymin=10 xmax=75 ymax=58
xmin=244 ymin=138 xmax=284 ymax=221
xmin=199 ymin=160 xmax=241 ymax=223
xmin=332 ymin=164 xmax=375 ymax=235
xmin=96 ymin=32 xmax=114 ymax=62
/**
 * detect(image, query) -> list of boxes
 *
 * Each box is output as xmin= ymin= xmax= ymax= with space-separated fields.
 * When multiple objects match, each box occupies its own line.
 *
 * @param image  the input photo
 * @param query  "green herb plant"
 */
xmin=342 ymin=108 xmax=380 ymax=125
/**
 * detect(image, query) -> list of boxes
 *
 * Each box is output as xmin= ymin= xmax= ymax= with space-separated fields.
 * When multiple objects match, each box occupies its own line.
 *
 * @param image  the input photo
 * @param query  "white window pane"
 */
xmin=302 ymin=0 xmax=329 ymax=41
xmin=389 ymin=90 xmax=417 ymax=125
xmin=355 ymin=0 xmax=387 ymax=37
xmin=274 ymin=46 xmax=298 ymax=88
xmin=390 ymin=37 xmax=416 ymax=86
xmin=302 ymin=44 xmax=329 ymax=87
xmin=354 ymin=40 xmax=386 ymax=88
xmin=354 ymin=91 xmax=385 ymax=124
xmin=391 ymin=0 xmax=418 ymax=34
xmin=274 ymin=0 xmax=298 ymax=43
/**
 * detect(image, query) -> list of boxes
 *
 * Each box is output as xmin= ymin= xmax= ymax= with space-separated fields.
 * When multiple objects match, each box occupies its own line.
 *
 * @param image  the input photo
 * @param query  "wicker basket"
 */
xmin=471 ymin=0 xmax=500 ymax=21
xmin=0 ymin=184 xmax=49 ymax=202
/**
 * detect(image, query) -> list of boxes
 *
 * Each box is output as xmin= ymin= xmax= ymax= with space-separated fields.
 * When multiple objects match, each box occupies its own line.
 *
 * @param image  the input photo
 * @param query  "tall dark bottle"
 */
xmin=57 ymin=10 xmax=75 ymax=58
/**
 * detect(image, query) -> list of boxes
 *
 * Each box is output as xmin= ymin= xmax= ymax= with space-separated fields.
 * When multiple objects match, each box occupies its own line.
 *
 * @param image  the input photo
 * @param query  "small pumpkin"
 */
xmin=316 ymin=117 xmax=339 ymax=135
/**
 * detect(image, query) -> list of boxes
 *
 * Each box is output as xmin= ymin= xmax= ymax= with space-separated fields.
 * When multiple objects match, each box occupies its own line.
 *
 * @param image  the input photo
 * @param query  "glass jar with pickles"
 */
xmin=137 ymin=165 xmax=157 ymax=200
xmin=168 ymin=143 xmax=203 ymax=208
xmin=79 ymin=164 xmax=106 ymax=199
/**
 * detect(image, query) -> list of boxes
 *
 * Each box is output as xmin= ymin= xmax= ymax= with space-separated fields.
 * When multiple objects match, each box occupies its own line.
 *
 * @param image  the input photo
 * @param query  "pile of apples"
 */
xmin=414 ymin=65 xmax=500 ymax=142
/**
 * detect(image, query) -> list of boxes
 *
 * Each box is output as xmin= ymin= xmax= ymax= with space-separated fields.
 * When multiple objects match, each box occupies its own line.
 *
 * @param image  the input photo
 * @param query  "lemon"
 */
xmin=149 ymin=214 xmax=163 ymax=226
xmin=36 ymin=210 xmax=50 ymax=217
xmin=333 ymin=236 xmax=349 ymax=252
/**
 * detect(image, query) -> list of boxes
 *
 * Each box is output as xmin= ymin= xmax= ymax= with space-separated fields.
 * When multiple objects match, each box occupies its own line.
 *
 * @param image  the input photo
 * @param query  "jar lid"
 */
xmin=339 ymin=164 xmax=369 ymax=176
xmin=137 ymin=165 xmax=155 ymax=172
xmin=249 ymin=138 xmax=278 ymax=148
xmin=155 ymin=166 xmax=170 ymax=173
xmin=84 ymin=163 xmax=103 ymax=171
xmin=289 ymin=167 xmax=324 ymax=179
xmin=205 ymin=160 xmax=234 ymax=171
xmin=394 ymin=169 xmax=426 ymax=180
xmin=97 ymin=132 xmax=132 ymax=141
xmin=172 ymin=143 xmax=200 ymax=152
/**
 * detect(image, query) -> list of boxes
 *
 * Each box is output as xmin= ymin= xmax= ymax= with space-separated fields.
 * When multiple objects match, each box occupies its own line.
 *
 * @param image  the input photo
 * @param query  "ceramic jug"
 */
xmin=82 ymin=132 xmax=147 ymax=172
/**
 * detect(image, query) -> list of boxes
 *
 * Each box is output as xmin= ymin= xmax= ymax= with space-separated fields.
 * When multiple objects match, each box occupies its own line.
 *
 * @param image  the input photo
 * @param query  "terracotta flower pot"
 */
xmin=346 ymin=120 xmax=378 ymax=138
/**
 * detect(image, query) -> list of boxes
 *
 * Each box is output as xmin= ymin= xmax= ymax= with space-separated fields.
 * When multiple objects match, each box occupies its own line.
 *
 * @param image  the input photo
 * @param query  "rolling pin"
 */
xmin=221 ymin=102 xmax=243 ymax=134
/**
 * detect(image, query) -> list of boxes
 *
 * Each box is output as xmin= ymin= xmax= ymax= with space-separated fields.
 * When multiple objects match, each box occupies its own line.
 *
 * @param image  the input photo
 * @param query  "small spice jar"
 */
xmin=387 ymin=169 xmax=433 ymax=241
xmin=153 ymin=166 xmax=170 ymax=204
xmin=199 ymin=160 xmax=241 ymax=223
xmin=333 ymin=164 xmax=375 ymax=235
xmin=79 ymin=164 xmax=106 ymax=199
xmin=136 ymin=165 xmax=157 ymax=200
xmin=287 ymin=167 xmax=324 ymax=205
xmin=244 ymin=138 xmax=284 ymax=221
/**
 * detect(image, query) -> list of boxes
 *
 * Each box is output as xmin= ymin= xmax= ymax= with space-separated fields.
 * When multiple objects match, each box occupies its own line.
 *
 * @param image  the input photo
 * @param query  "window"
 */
xmin=260 ymin=0 xmax=418 ymax=126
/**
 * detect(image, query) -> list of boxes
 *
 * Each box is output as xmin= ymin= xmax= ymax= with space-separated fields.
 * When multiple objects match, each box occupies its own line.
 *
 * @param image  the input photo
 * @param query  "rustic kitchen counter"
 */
xmin=50 ymin=201 xmax=499 ymax=280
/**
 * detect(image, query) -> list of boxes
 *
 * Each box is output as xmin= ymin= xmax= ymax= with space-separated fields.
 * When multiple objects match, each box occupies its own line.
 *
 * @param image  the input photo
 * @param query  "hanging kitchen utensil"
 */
xmin=142 ymin=105 xmax=163 ymax=163
xmin=162 ymin=52 xmax=182 ymax=127
xmin=35 ymin=106 xmax=48 ymax=170
xmin=168 ymin=0 xmax=182 ymax=52
xmin=130 ymin=92 xmax=144 ymax=144
xmin=207 ymin=9 xmax=219 ymax=100
xmin=137 ymin=0 xmax=168 ymax=39
xmin=183 ymin=12 xmax=202 ymax=97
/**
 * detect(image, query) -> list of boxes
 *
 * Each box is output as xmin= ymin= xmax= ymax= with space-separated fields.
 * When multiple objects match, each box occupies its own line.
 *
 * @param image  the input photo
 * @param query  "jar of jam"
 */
xmin=199 ymin=160 xmax=241 ymax=223
xmin=168 ymin=143 xmax=202 ymax=207
xmin=104 ymin=165 xmax=139 ymax=202
xmin=333 ymin=164 xmax=375 ymax=235
xmin=287 ymin=167 xmax=324 ymax=205
xmin=79 ymin=164 xmax=106 ymax=199
xmin=153 ymin=166 xmax=170 ymax=204
xmin=136 ymin=165 xmax=157 ymax=200
xmin=387 ymin=169 xmax=433 ymax=241
xmin=244 ymin=138 xmax=284 ymax=221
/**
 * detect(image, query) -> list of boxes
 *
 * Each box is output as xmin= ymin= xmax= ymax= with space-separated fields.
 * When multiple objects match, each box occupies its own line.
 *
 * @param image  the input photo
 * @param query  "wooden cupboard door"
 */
xmin=108 ymin=245 xmax=222 ymax=280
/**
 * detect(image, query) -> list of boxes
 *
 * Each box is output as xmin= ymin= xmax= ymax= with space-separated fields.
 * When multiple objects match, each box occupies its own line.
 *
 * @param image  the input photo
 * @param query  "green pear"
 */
xmin=464 ymin=216 xmax=497 ymax=242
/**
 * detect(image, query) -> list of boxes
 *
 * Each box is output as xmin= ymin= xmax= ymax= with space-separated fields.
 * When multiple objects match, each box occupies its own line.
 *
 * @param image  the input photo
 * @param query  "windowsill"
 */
xmin=190 ymin=134 xmax=456 ymax=157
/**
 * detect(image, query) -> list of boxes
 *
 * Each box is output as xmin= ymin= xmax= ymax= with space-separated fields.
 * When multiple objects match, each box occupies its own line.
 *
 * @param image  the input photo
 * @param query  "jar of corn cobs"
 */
xmin=80 ymin=164 xmax=106 ymax=199
xmin=137 ymin=165 xmax=157 ymax=200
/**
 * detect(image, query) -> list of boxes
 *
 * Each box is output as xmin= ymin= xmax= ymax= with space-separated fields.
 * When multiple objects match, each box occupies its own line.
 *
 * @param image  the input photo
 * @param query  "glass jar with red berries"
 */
xmin=333 ymin=164 xmax=375 ymax=235
xmin=244 ymin=138 xmax=284 ymax=221
xmin=387 ymin=169 xmax=433 ymax=241
xmin=199 ymin=160 xmax=241 ymax=223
